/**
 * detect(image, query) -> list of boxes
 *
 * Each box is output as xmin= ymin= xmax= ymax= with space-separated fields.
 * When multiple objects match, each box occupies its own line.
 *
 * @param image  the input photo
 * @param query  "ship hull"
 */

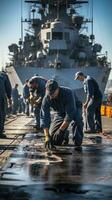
xmin=7 ymin=65 xmax=110 ymax=102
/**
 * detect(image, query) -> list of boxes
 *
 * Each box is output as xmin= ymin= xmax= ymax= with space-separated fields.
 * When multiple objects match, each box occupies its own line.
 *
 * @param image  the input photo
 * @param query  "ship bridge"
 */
xmin=41 ymin=19 xmax=78 ymax=53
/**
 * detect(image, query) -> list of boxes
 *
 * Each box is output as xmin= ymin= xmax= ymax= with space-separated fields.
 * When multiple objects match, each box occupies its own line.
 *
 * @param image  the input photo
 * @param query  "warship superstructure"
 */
xmin=7 ymin=0 xmax=111 ymax=101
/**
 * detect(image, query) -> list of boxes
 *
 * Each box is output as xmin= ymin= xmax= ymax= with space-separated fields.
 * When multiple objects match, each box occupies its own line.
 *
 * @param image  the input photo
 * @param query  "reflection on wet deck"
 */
xmin=1 ymin=143 xmax=112 ymax=186
xmin=0 ymin=116 xmax=112 ymax=199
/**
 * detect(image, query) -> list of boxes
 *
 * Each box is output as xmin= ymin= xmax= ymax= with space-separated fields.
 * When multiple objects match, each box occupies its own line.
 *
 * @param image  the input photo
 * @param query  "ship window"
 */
xmin=52 ymin=32 xmax=63 ymax=40
xmin=64 ymin=32 xmax=70 ymax=40
xmin=46 ymin=32 xmax=50 ymax=40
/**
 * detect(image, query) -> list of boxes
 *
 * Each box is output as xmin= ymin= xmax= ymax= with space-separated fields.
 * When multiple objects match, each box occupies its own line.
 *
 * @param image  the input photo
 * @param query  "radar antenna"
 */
xmin=21 ymin=0 xmax=24 ymax=42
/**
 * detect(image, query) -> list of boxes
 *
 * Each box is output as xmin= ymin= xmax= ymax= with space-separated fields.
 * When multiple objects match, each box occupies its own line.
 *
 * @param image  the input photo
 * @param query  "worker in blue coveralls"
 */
xmin=12 ymin=83 xmax=19 ymax=115
xmin=29 ymin=75 xmax=47 ymax=131
xmin=74 ymin=71 xmax=102 ymax=133
xmin=23 ymin=79 xmax=30 ymax=116
xmin=0 ymin=71 xmax=12 ymax=138
xmin=40 ymin=79 xmax=83 ymax=150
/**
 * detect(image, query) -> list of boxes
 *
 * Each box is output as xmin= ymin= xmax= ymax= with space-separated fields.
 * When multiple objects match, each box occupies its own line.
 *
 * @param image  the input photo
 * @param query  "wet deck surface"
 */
xmin=0 ymin=115 xmax=112 ymax=199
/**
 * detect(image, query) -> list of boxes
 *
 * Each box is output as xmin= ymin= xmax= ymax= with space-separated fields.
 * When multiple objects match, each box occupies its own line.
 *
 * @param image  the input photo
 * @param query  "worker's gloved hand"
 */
xmin=29 ymin=94 xmax=35 ymax=105
xmin=45 ymin=135 xmax=52 ymax=150
xmin=53 ymin=129 xmax=65 ymax=145
xmin=35 ymin=97 xmax=42 ymax=105
xmin=25 ymin=98 xmax=29 ymax=103
xmin=8 ymin=98 xmax=12 ymax=107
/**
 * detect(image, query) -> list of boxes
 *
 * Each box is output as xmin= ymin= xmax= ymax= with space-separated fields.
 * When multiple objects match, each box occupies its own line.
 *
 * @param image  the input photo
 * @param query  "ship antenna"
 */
xmin=66 ymin=0 xmax=68 ymax=10
xmin=21 ymin=0 xmax=23 ymax=43
xmin=90 ymin=0 xmax=95 ymax=43
xmin=91 ymin=0 xmax=93 ymax=37
xmin=57 ymin=1 xmax=60 ymax=19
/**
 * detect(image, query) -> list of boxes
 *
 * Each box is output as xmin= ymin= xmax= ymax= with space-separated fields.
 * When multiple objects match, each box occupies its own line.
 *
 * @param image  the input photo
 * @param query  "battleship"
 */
xmin=6 ymin=0 xmax=111 ymax=101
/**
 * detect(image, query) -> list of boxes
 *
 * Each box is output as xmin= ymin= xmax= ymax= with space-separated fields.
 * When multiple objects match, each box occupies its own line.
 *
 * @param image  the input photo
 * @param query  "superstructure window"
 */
xmin=52 ymin=32 xmax=63 ymax=40
xmin=46 ymin=32 xmax=50 ymax=40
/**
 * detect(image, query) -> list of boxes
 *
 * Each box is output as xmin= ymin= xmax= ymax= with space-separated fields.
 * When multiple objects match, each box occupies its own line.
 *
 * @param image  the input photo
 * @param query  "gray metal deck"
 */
xmin=0 ymin=115 xmax=112 ymax=199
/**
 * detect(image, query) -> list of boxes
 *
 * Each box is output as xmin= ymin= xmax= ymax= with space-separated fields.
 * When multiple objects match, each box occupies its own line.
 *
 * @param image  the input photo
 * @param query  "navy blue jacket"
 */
xmin=0 ymin=72 xmax=12 ymax=99
xmin=12 ymin=87 xmax=19 ymax=101
xmin=23 ymin=84 xmax=30 ymax=99
xmin=40 ymin=87 xmax=76 ymax=128
xmin=29 ymin=76 xmax=47 ymax=99
xmin=83 ymin=76 xmax=102 ymax=101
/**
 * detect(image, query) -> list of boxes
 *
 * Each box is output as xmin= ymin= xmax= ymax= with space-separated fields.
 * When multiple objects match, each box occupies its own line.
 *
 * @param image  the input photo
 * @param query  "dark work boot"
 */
xmin=62 ymin=130 xmax=69 ymax=145
xmin=84 ymin=129 xmax=96 ymax=134
xmin=0 ymin=133 xmax=7 ymax=139
xmin=33 ymin=125 xmax=43 ymax=133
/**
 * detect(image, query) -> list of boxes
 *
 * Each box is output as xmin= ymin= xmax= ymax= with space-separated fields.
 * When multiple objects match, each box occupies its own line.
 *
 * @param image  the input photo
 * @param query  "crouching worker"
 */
xmin=40 ymin=79 xmax=83 ymax=150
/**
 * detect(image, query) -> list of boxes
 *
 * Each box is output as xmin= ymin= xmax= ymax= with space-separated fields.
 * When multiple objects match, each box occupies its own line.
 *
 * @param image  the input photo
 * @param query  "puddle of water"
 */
xmin=0 ymin=184 xmax=112 ymax=200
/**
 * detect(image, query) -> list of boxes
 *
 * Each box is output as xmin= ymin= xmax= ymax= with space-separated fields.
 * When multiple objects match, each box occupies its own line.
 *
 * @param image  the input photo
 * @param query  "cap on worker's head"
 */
xmin=25 ymin=79 xmax=29 ymax=83
xmin=29 ymin=77 xmax=37 ymax=85
xmin=74 ymin=71 xmax=84 ymax=80
xmin=46 ymin=79 xmax=59 ymax=95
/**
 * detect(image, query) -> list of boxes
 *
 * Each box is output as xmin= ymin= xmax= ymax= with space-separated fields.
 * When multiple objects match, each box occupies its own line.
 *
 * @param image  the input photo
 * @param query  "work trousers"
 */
xmin=34 ymin=105 xmax=41 ymax=128
xmin=49 ymin=112 xmax=83 ymax=146
xmin=12 ymin=100 xmax=19 ymax=115
xmin=83 ymin=98 xmax=102 ymax=132
xmin=0 ymin=98 xmax=6 ymax=133
xmin=72 ymin=108 xmax=83 ymax=146
xmin=24 ymin=99 xmax=29 ymax=116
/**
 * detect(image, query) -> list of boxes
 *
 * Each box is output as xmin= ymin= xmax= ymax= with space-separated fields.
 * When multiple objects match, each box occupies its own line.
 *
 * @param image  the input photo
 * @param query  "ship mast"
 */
xmin=90 ymin=0 xmax=95 ymax=43
xmin=57 ymin=1 xmax=59 ymax=19
xmin=21 ymin=0 xmax=24 ymax=43
xmin=91 ymin=0 xmax=93 ymax=36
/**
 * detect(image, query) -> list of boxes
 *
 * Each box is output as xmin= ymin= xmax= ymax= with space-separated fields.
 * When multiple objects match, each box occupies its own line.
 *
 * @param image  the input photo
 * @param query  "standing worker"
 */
xmin=12 ymin=83 xmax=19 ymax=115
xmin=40 ymin=79 xmax=83 ymax=150
xmin=29 ymin=75 xmax=47 ymax=131
xmin=23 ymin=79 xmax=30 ymax=116
xmin=0 ymin=70 xmax=12 ymax=138
xmin=74 ymin=71 xmax=102 ymax=133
